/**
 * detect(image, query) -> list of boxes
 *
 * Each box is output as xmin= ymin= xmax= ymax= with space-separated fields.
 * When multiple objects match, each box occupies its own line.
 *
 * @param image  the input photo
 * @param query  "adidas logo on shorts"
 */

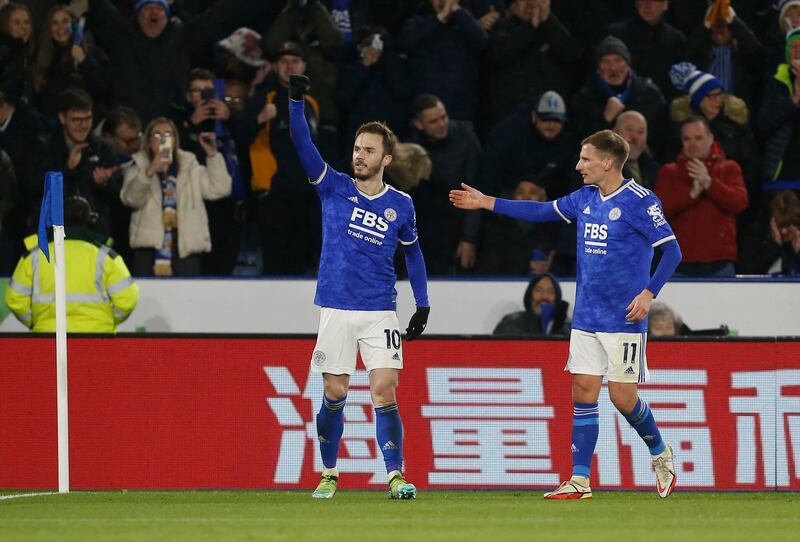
xmin=625 ymin=366 xmax=635 ymax=375
xmin=391 ymin=352 xmax=400 ymax=361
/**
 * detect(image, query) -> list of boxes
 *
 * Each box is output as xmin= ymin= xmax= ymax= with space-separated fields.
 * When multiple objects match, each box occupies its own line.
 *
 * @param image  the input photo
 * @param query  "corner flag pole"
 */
xmin=39 ymin=171 xmax=69 ymax=493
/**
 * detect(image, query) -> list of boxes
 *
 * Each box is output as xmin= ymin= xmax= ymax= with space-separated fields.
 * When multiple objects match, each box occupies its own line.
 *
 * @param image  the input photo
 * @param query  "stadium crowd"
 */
xmin=1 ymin=0 xmax=800 ymax=278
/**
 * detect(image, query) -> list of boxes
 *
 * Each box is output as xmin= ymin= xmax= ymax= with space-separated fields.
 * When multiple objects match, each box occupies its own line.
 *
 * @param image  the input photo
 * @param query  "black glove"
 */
xmin=289 ymin=74 xmax=310 ymax=101
xmin=405 ymin=306 xmax=430 ymax=341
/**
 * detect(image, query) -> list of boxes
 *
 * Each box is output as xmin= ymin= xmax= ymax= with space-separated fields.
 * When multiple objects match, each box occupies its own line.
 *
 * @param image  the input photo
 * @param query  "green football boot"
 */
xmin=312 ymin=474 xmax=338 ymax=499
xmin=388 ymin=473 xmax=416 ymax=500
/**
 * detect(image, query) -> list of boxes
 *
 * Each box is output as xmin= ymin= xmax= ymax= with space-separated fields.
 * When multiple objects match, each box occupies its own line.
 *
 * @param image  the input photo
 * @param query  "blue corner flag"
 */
xmin=38 ymin=171 xmax=64 ymax=262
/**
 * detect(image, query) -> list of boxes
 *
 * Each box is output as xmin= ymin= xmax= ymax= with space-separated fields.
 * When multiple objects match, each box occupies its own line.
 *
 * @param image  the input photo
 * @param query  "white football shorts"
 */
xmin=310 ymin=307 xmax=403 ymax=375
xmin=565 ymin=329 xmax=649 ymax=383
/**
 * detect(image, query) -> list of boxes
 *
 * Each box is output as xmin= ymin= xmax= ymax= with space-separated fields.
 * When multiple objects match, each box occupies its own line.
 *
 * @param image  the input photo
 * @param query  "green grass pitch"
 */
xmin=1 ymin=490 xmax=798 ymax=542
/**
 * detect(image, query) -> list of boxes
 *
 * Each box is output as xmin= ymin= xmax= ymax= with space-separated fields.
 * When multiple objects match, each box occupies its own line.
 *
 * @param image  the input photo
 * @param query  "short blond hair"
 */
xmin=581 ymin=129 xmax=630 ymax=170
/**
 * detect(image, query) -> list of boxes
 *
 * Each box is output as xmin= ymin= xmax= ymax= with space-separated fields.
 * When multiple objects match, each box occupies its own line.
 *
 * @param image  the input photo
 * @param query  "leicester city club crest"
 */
xmin=609 ymin=208 xmax=622 ymax=221
xmin=384 ymin=208 xmax=397 ymax=222
xmin=312 ymin=350 xmax=326 ymax=365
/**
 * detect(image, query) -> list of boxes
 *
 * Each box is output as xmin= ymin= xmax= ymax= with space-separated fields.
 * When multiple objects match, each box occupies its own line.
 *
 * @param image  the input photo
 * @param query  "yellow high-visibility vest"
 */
xmin=5 ymin=229 xmax=139 ymax=333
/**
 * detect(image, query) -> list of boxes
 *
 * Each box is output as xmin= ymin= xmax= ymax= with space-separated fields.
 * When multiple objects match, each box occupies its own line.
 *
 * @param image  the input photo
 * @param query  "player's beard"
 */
xmin=353 ymin=161 xmax=381 ymax=181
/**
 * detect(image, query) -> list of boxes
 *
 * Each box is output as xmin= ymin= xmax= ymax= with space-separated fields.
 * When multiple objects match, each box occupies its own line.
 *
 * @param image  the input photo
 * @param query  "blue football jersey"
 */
xmin=311 ymin=164 xmax=418 ymax=311
xmin=554 ymin=180 xmax=676 ymax=332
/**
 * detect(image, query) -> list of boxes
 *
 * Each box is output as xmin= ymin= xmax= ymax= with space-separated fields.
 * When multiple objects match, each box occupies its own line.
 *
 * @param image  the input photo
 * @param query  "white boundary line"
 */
xmin=0 ymin=492 xmax=58 ymax=501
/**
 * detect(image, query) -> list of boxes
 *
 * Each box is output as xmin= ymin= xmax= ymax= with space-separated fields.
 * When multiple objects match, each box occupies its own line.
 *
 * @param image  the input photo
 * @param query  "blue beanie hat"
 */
xmin=135 ymin=0 xmax=170 ymax=16
xmin=669 ymin=62 xmax=723 ymax=109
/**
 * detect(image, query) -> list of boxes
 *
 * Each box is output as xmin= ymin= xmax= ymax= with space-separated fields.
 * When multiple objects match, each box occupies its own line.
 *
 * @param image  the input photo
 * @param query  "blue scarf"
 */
xmin=330 ymin=0 xmax=353 ymax=47
xmin=155 ymin=163 xmax=178 ymax=276
xmin=596 ymin=72 xmax=633 ymax=103
xmin=709 ymin=44 xmax=733 ymax=93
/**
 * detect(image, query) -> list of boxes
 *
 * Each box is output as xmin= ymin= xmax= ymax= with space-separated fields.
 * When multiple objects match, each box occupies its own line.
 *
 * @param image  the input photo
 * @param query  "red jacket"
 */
xmin=655 ymin=143 xmax=748 ymax=263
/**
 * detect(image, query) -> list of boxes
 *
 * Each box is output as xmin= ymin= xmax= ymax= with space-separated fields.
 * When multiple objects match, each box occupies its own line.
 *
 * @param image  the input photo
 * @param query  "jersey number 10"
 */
xmin=384 ymin=329 xmax=401 ymax=350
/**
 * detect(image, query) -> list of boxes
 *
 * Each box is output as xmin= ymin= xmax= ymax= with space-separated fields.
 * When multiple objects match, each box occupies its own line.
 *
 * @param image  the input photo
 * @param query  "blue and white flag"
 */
xmin=38 ymin=171 xmax=64 ymax=262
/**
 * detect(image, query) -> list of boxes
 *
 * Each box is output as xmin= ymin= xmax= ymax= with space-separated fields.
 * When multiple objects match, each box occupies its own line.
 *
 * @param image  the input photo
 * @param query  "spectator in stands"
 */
xmin=647 ymin=301 xmax=683 ymax=337
xmin=263 ymin=0 xmax=343 ymax=161
xmin=475 ymin=177 xmax=558 ymax=276
xmin=606 ymin=0 xmax=687 ymax=99
xmin=484 ymin=0 xmax=583 ymax=125
xmin=5 ymin=195 xmax=139 ymax=333
xmin=99 ymin=105 xmax=143 ymax=265
xmin=30 ymin=5 xmax=108 ymax=118
xmin=87 ymin=0 xmax=264 ymax=123
xmin=768 ymin=190 xmax=800 ymax=275
xmin=0 ymin=3 xmax=34 ymax=70
xmin=215 ymin=27 xmax=269 ymax=86
xmin=398 ymin=0 xmax=488 ymax=123
xmin=668 ymin=62 xmax=756 ymax=188
xmin=758 ymin=25 xmax=800 ymax=184
xmin=170 ymin=68 xmax=243 ymax=275
xmin=686 ymin=0 xmax=763 ymax=109
xmin=120 ymin=117 xmax=231 ymax=276
xmin=0 ymin=68 xmax=46 ymax=249
xmin=493 ymin=273 xmax=570 ymax=336
xmin=0 ymin=148 xmax=17 ymax=274
xmin=768 ymin=1 xmax=800 ymax=67
xmin=45 ymin=88 xmax=119 ymax=239
xmin=223 ymin=80 xmax=249 ymax=115
xmin=614 ymin=110 xmax=660 ymax=189
xmin=480 ymin=90 xmax=576 ymax=201
xmin=100 ymin=106 xmax=143 ymax=166
xmin=336 ymin=24 xmax=411 ymax=147
xmin=408 ymin=93 xmax=481 ymax=274
xmin=655 ymin=116 xmax=748 ymax=276
xmin=571 ymin=36 xmax=667 ymax=158
xmin=241 ymin=40 xmax=321 ymax=275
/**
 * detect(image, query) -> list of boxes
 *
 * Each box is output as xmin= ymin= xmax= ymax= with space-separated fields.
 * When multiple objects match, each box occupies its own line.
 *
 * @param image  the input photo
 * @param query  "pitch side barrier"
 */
xmin=1 ymin=335 xmax=798 ymax=491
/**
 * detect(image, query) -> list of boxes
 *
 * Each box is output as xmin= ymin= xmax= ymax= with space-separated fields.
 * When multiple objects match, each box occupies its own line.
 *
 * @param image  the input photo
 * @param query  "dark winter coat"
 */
xmin=485 ymin=13 xmax=583 ymax=124
xmin=493 ymin=273 xmax=570 ymax=336
xmin=398 ymin=5 xmax=488 ymax=121
xmin=606 ymin=12 xmax=687 ymax=99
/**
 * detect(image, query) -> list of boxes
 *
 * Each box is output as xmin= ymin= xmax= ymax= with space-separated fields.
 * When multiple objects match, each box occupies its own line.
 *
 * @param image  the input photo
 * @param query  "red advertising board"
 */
xmin=0 ymin=337 xmax=798 ymax=491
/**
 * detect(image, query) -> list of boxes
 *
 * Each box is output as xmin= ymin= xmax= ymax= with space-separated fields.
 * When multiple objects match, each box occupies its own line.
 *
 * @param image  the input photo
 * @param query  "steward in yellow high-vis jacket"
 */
xmin=5 ymin=197 xmax=138 ymax=332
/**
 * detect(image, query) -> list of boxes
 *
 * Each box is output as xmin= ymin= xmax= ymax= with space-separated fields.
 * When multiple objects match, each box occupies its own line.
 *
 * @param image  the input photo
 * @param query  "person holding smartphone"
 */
xmin=120 ymin=117 xmax=232 ymax=276
xmin=169 ymin=67 xmax=245 ymax=275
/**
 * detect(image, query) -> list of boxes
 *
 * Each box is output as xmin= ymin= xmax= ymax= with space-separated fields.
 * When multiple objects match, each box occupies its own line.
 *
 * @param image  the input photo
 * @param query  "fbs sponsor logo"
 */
xmin=312 ymin=350 xmax=326 ymax=365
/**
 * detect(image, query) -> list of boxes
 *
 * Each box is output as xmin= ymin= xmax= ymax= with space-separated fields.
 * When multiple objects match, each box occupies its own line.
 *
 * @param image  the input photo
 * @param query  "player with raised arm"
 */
xmin=288 ymin=74 xmax=430 ymax=500
xmin=450 ymin=130 xmax=682 ymax=499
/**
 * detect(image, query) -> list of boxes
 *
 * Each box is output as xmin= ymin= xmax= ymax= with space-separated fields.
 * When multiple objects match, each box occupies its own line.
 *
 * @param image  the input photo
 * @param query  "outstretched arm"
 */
xmin=288 ymin=75 xmax=325 ymax=181
xmin=450 ymin=182 xmax=561 ymax=222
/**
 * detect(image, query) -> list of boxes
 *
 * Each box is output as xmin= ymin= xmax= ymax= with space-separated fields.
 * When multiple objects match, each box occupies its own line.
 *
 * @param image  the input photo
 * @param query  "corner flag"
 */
xmin=38 ymin=171 xmax=64 ymax=262
xmin=37 ymin=171 xmax=70 ymax=493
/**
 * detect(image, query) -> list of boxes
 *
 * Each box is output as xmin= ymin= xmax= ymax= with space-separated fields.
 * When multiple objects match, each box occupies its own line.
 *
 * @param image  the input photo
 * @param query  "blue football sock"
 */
xmin=316 ymin=395 xmax=346 ymax=469
xmin=624 ymin=398 xmax=665 ymax=456
xmin=375 ymin=403 xmax=403 ymax=474
xmin=571 ymin=402 xmax=599 ymax=479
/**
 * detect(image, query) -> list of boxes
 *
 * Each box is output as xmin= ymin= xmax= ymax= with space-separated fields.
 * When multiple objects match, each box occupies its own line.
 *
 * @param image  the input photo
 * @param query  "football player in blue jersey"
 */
xmin=451 ymin=129 xmax=682 ymax=500
xmin=288 ymin=74 xmax=429 ymax=500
